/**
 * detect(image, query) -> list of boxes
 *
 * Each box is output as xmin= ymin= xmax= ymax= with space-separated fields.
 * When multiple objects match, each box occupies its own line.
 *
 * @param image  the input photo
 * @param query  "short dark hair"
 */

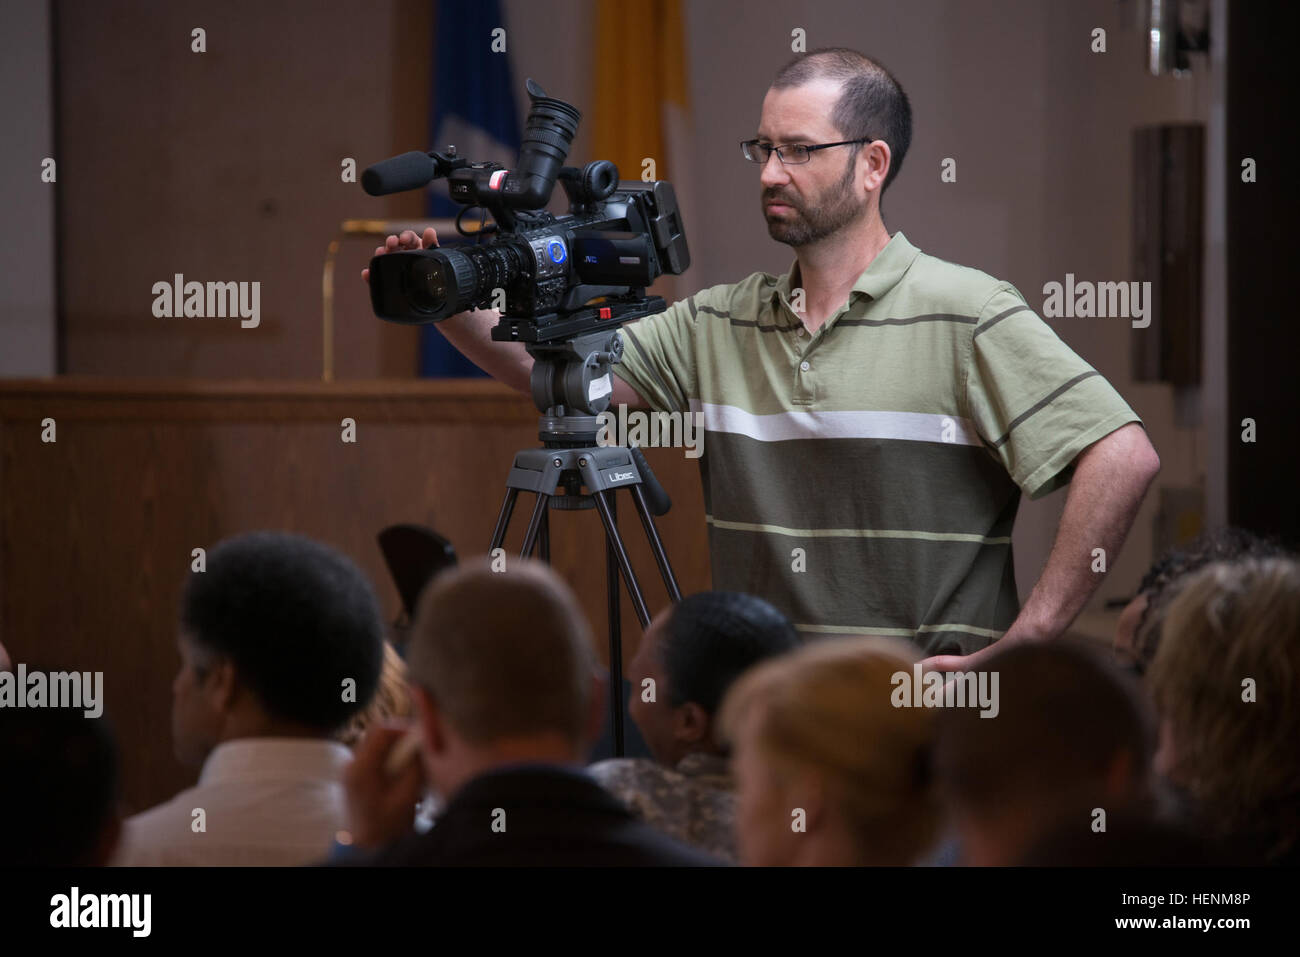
xmin=1134 ymin=527 xmax=1290 ymax=670
xmin=660 ymin=591 xmax=799 ymax=713
xmin=0 ymin=704 xmax=119 ymax=865
xmin=933 ymin=639 xmax=1156 ymax=815
xmin=181 ymin=531 xmax=384 ymax=733
xmin=771 ymin=47 xmax=912 ymax=194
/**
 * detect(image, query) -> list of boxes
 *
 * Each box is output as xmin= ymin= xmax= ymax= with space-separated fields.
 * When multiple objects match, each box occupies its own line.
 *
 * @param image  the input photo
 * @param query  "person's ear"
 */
xmin=205 ymin=657 xmax=239 ymax=715
xmin=411 ymin=684 xmax=447 ymax=756
xmin=673 ymin=701 xmax=711 ymax=746
xmin=863 ymin=140 xmax=891 ymax=194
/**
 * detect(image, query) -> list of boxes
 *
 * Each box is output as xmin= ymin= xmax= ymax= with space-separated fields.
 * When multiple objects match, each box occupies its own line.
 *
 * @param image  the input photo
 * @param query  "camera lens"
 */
xmin=408 ymin=257 xmax=452 ymax=316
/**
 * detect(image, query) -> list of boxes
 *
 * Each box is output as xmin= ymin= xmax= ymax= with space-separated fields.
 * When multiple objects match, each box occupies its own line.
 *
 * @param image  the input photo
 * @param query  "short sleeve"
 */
xmin=614 ymin=295 xmax=700 ymax=415
xmin=965 ymin=285 xmax=1143 ymax=499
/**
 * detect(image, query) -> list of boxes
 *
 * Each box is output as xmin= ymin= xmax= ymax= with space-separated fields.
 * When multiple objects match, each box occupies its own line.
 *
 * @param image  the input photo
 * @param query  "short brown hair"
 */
xmin=771 ymin=48 xmax=912 ymax=193
xmin=406 ymin=558 xmax=595 ymax=747
xmin=1148 ymin=557 xmax=1300 ymax=862
xmin=718 ymin=636 xmax=939 ymax=864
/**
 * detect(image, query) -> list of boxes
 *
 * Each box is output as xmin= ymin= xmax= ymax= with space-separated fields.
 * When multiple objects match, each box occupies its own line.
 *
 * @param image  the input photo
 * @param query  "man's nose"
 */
xmin=759 ymin=151 xmax=789 ymax=188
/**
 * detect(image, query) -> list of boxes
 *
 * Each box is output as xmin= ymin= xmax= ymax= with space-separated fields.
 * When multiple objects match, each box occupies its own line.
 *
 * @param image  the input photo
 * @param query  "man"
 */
xmin=342 ymin=559 xmax=720 ymax=865
xmin=1 ymin=703 xmax=121 ymax=866
xmin=115 ymin=531 xmax=385 ymax=865
xmin=931 ymin=639 xmax=1159 ymax=866
xmin=588 ymin=591 xmax=799 ymax=861
xmin=364 ymin=48 xmax=1159 ymax=668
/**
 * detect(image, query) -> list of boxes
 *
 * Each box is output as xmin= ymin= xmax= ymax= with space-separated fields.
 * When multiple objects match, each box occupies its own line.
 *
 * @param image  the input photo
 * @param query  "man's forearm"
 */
xmin=436 ymin=307 xmax=533 ymax=395
xmin=1007 ymin=423 xmax=1161 ymax=641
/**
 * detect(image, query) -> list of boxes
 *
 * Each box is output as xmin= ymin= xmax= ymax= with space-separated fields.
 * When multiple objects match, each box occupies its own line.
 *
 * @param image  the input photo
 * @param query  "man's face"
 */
xmin=627 ymin=608 xmax=676 ymax=765
xmin=756 ymin=78 xmax=869 ymax=247
xmin=732 ymin=707 xmax=802 ymax=866
xmin=171 ymin=633 xmax=224 ymax=766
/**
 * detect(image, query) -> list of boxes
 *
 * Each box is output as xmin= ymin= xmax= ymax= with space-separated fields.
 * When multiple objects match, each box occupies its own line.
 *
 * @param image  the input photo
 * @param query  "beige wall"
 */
xmin=52 ymin=0 xmax=1215 ymax=607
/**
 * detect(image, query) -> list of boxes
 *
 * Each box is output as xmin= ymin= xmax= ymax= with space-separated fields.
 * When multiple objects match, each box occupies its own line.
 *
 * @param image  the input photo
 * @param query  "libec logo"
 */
xmin=50 ymin=887 xmax=151 ymax=937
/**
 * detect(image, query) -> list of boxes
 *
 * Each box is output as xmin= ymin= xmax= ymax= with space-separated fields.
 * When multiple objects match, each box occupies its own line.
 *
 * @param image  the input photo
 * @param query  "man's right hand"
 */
xmin=343 ymin=723 xmax=428 ymax=851
xmin=361 ymin=227 xmax=438 ymax=284
xmin=356 ymin=224 xmax=647 ymax=408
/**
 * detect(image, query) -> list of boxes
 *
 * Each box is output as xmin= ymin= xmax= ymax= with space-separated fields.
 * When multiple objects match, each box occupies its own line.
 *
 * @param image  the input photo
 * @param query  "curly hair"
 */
xmin=1132 ymin=527 xmax=1288 ymax=672
xmin=1148 ymin=557 xmax=1300 ymax=863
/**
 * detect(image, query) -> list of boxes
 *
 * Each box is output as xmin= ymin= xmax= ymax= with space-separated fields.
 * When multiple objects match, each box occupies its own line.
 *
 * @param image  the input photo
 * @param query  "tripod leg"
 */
xmin=490 ymin=488 xmax=520 ymax=552
xmin=629 ymin=484 xmax=683 ymax=602
xmin=538 ymin=504 xmax=551 ymax=563
xmin=592 ymin=490 xmax=652 ymax=628
xmin=605 ymin=503 xmax=624 ymax=758
xmin=519 ymin=493 xmax=551 ymax=558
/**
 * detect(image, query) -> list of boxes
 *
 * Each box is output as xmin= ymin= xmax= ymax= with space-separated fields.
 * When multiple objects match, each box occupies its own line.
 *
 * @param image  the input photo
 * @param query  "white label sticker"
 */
xmin=588 ymin=373 xmax=612 ymax=402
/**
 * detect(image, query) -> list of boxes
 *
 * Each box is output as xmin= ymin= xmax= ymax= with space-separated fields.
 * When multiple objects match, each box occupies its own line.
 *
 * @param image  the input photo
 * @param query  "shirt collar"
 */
xmin=771 ymin=231 xmax=921 ymax=307
xmin=198 ymin=737 xmax=353 ymax=785
xmin=674 ymin=751 xmax=732 ymax=781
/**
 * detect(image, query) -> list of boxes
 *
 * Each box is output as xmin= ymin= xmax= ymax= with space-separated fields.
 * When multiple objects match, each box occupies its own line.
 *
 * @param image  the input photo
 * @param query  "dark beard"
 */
xmin=763 ymin=158 xmax=865 ymax=246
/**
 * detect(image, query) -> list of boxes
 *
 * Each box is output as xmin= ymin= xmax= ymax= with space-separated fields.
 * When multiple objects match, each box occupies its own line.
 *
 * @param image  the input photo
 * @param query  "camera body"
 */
xmin=365 ymin=79 xmax=690 ymax=341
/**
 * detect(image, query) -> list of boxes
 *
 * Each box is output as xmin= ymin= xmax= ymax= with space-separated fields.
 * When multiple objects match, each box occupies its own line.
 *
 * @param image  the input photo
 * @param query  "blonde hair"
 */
xmin=339 ymin=641 xmax=412 ymax=748
xmin=1148 ymin=557 xmax=1300 ymax=861
xmin=718 ymin=636 xmax=940 ymax=864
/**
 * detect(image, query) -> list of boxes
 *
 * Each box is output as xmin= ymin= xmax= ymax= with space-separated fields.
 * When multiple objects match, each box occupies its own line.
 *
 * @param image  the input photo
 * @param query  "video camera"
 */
xmin=363 ymin=79 xmax=690 ymax=351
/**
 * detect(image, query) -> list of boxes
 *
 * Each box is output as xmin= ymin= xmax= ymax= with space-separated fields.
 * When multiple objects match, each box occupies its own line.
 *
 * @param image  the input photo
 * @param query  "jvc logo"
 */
xmin=584 ymin=255 xmax=598 ymax=263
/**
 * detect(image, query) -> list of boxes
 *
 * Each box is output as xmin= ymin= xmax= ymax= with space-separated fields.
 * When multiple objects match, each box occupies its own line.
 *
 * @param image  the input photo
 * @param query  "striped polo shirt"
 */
xmin=613 ymin=231 xmax=1141 ymax=655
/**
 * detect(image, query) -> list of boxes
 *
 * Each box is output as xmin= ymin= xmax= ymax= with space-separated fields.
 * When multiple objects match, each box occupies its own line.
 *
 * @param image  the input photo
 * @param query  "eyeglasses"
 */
xmin=740 ymin=138 xmax=873 ymax=166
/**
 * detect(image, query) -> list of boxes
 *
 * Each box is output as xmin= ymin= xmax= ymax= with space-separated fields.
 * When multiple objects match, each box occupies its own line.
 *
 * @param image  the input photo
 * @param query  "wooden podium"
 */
xmin=0 ymin=377 xmax=709 ymax=811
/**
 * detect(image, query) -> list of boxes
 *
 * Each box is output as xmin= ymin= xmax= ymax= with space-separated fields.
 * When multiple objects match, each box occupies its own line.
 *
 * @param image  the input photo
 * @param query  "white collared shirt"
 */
xmin=115 ymin=737 xmax=352 ymax=866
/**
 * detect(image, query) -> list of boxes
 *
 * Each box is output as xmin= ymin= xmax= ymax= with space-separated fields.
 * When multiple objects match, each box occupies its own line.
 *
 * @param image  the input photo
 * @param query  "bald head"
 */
xmin=406 ymin=558 xmax=596 ymax=748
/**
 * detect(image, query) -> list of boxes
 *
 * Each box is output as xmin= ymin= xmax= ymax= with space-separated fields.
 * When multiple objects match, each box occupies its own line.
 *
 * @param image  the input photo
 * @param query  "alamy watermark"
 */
xmin=152 ymin=274 xmax=261 ymax=328
xmin=1042 ymin=274 xmax=1151 ymax=329
xmin=890 ymin=663 xmax=999 ymax=718
xmin=596 ymin=404 xmax=704 ymax=459
xmin=0 ymin=664 xmax=103 ymax=718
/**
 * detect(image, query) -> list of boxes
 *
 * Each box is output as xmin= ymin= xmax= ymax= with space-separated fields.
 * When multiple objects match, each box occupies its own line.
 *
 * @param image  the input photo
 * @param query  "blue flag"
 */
xmin=420 ymin=0 xmax=522 ymax=378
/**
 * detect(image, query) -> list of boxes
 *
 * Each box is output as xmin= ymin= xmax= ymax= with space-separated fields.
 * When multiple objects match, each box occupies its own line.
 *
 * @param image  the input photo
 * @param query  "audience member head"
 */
xmin=1017 ymin=807 xmax=1229 ymax=866
xmin=0 ymin=704 xmax=120 ymax=865
xmin=172 ymin=531 xmax=385 ymax=766
xmin=404 ymin=558 xmax=601 ymax=800
xmin=1116 ymin=527 xmax=1287 ymax=673
xmin=629 ymin=591 xmax=799 ymax=767
xmin=718 ymin=636 xmax=939 ymax=866
xmin=1148 ymin=557 xmax=1300 ymax=863
xmin=932 ymin=638 xmax=1156 ymax=866
xmin=339 ymin=640 xmax=412 ymax=749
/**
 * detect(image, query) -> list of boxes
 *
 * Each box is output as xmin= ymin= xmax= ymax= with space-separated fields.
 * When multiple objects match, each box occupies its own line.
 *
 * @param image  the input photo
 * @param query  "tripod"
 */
xmin=487 ymin=326 xmax=682 ymax=756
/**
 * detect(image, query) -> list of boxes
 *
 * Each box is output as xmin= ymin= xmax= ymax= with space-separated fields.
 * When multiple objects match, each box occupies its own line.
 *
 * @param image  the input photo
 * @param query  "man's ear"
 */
xmin=411 ymin=683 xmax=448 ymax=756
xmin=205 ymin=658 xmax=239 ymax=715
xmin=673 ymin=701 xmax=712 ymax=746
xmin=863 ymin=140 xmax=891 ymax=194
